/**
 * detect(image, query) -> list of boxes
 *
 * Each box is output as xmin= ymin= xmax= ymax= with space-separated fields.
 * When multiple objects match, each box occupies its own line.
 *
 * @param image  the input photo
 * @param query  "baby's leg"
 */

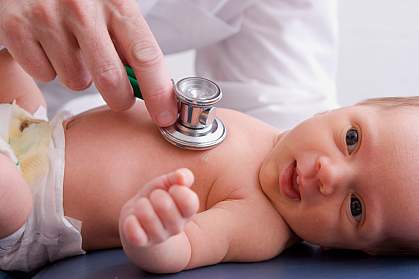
xmin=0 ymin=153 xmax=32 ymax=238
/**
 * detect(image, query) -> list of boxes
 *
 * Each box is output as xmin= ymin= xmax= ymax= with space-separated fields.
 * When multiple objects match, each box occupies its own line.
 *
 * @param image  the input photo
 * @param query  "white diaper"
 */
xmin=0 ymin=104 xmax=85 ymax=272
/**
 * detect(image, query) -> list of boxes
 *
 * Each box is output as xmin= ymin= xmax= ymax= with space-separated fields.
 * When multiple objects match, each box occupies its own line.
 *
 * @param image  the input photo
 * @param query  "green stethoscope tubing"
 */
xmin=125 ymin=65 xmax=143 ymax=99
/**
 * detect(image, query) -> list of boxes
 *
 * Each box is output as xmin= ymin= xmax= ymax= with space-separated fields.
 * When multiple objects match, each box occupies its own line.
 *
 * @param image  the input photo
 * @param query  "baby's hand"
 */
xmin=119 ymin=168 xmax=199 ymax=247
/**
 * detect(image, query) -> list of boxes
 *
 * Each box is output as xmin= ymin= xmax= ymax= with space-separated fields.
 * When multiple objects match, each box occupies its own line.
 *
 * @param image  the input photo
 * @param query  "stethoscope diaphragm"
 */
xmin=160 ymin=77 xmax=227 ymax=150
xmin=125 ymin=66 xmax=227 ymax=150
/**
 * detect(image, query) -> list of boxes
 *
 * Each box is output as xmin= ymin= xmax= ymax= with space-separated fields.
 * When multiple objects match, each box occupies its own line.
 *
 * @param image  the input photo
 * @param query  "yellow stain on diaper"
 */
xmin=8 ymin=105 xmax=51 ymax=188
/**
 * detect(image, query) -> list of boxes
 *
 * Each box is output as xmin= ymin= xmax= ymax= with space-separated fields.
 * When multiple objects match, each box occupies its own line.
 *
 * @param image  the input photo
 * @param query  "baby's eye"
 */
xmin=345 ymin=127 xmax=359 ymax=155
xmin=350 ymin=194 xmax=363 ymax=222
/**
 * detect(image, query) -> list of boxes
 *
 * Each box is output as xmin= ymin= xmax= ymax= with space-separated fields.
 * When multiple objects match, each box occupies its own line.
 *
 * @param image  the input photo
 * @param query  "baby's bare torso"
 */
xmin=62 ymin=102 xmax=277 ymax=250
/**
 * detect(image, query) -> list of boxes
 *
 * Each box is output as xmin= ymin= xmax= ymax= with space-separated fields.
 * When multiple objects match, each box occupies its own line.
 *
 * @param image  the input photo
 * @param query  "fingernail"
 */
xmin=177 ymin=168 xmax=194 ymax=185
xmin=158 ymin=111 xmax=175 ymax=126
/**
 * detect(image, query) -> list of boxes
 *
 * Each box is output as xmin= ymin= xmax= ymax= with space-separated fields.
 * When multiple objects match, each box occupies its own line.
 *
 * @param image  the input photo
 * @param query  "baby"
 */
xmin=1 ymin=49 xmax=419 ymax=273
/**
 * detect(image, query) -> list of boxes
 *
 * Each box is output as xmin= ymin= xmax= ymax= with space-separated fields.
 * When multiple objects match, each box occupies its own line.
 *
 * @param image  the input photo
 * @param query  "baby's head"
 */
xmin=260 ymin=96 xmax=419 ymax=255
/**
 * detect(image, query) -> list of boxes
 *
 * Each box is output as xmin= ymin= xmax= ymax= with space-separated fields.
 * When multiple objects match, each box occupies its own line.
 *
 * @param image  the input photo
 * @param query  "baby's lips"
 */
xmin=279 ymin=160 xmax=301 ymax=201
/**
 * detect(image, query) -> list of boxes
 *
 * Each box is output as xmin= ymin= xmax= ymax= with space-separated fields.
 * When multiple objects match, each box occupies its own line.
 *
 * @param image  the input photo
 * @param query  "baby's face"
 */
xmin=260 ymin=104 xmax=419 ymax=251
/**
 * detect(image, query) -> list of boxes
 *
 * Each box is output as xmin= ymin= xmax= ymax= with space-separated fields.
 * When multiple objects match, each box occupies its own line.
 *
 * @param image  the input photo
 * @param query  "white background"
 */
xmin=164 ymin=1 xmax=419 ymax=106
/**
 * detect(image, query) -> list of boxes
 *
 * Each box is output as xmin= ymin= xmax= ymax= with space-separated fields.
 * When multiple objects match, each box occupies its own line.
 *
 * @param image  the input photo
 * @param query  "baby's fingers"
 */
xmin=132 ymin=197 xmax=167 ymax=244
xmin=169 ymin=185 xmax=199 ymax=218
xmin=140 ymin=168 xmax=194 ymax=197
xmin=122 ymin=214 xmax=149 ymax=247
xmin=150 ymin=189 xmax=185 ymax=235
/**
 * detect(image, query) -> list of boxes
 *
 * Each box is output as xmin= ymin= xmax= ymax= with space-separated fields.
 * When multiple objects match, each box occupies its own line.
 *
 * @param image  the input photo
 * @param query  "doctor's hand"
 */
xmin=119 ymin=168 xmax=199 ymax=247
xmin=0 ymin=0 xmax=177 ymax=126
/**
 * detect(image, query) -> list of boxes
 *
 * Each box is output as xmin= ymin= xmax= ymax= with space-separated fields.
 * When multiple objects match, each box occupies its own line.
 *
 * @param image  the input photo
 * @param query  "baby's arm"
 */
xmin=119 ymin=169 xmax=293 ymax=273
xmin=0 ymin=49 xmax=45 ymax=112
xmin=119 ymin=169 xmax=199 ymax=273
xmin=0 ymin=153 xmax=32 ymax=239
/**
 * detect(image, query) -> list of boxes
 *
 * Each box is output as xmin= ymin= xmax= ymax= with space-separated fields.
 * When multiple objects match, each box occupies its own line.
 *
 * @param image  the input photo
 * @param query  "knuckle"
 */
xmin=172 ymin=186 xmax=191 ymax=200
xmin=65 ymin=76 xmax=92 ymax=91
xmin=40 ymin=71 xmax=57 ymax=82
xmin=144 ymin=85 xmax=172 ymax=105
xmin=61 ymin=0 xmax=94 ymax=28
xmin=108 ymin=0 xmax=129 ymax=12
xmin=62 ymin=65 xmax=92 ymax=90
xmin=1 ymin=15 xmax=26 ymax=41
xmin=33 ymin=64 xmax=56 ymax=82
xmin=106 ymin=0 xmax=138 ymax=21
xmin=61 ymin=0 xmax=81 ymax=10
xmin=28 ymin=2 xmax=55 ymax=27
xmin=130 ymin=40 xmax=163 ymax=68
xmin=155 ymin=198 xmax=173 ymax=213
xmin=168 ymin=221 xmax=183 ymax=235
xmin=94 ymin=63 xmax=121 ymax=89
xmin=151 ymin=191 xmax=173 ymax=212
xmin=151 ymin=234 xmax=165 ymax=244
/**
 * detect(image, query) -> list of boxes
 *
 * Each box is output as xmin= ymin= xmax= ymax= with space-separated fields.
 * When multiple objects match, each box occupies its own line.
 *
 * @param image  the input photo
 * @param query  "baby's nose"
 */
xmin=315 ymin=156 xmax=347 ymax=195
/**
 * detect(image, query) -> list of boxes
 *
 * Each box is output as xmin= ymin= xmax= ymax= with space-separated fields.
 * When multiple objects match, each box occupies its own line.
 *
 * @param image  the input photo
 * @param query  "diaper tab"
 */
xmin=7 ymin=104 xmax=52 ymax=191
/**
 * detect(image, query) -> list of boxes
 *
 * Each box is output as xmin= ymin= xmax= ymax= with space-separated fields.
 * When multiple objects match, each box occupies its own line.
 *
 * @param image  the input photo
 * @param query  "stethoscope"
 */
xmin=126 ymin=66 xmax=227 ymax=150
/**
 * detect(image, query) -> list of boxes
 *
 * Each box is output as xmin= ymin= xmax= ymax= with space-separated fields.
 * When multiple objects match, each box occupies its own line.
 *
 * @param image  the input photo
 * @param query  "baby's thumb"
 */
xmin=140 ymin=168 xmax=194 ymax=197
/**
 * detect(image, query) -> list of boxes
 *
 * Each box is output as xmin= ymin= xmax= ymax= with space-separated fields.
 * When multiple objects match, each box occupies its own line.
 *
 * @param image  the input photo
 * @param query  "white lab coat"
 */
xmin=1 ymin=0 xmax=339 ymax=129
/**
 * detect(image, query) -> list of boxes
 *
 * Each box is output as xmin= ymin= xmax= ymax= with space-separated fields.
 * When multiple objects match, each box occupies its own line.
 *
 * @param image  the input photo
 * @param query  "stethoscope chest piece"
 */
xmin=160 ymin=77 xmax=227 ymax=150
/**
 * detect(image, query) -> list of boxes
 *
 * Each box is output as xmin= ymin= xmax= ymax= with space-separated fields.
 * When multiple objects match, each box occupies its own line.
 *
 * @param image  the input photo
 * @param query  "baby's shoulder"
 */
xmin=216 ymin=108 xmax=278 ymax=156
xmin=202 ymin=109 xmax=278 ymax=204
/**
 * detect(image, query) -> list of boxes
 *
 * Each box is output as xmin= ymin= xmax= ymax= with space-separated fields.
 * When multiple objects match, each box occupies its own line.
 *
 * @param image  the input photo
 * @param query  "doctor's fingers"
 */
xmin=0 ymin=0 xmax=92 ymax=87
xmin=108 ymin=0 xmax=177 ymax=126
xmin=2 ymin=37 xmax=56 ymax=83
xmin=36 ymin=26 xmax=93 ymax=91
xmin=64 ymin=1 xmax=134 ymax=111
xmin=0 ymin=3 xmax=56 ymax=82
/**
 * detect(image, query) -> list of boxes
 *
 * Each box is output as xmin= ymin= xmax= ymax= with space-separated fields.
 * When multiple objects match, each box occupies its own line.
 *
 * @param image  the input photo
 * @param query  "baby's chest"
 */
xmin=201 ymin=168 xmax=260 ymax=210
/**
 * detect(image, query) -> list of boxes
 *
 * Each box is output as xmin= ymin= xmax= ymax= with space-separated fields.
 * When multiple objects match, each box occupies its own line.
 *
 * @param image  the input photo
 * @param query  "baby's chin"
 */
xmin=258 ymin=158 xmax=278 ymax=198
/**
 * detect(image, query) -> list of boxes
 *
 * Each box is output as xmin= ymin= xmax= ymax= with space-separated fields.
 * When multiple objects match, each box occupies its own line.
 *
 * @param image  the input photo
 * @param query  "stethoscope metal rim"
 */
xmin=160 ymin=118 xmax=227 ymax=150
xmin=174 ymin=77 xmax=222 ymax=107
xmin=159 ymin=76 xmax=227 ymax=150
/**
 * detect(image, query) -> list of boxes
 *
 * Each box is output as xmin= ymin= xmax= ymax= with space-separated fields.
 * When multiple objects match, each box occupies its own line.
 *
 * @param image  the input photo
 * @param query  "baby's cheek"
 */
xmin=287 ymin=211 xmax=338 ymax=245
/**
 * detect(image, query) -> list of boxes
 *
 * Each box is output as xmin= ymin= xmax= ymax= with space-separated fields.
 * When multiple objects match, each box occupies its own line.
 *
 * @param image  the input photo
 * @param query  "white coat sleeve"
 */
xmin=195 ymin=0 xmax=339 ymax=129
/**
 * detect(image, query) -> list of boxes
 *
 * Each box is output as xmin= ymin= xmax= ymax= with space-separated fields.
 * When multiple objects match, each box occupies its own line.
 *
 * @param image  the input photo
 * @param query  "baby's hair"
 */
xmin=357 ymin=96 xmax=419 ymax=109
xmin=365 ymin=237 xmax=419 ymax=257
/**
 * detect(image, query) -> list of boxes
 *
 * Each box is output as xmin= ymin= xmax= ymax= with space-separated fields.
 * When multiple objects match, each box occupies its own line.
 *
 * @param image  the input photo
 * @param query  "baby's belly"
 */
xmin=62 ymin=104 xmax=218 ymax=250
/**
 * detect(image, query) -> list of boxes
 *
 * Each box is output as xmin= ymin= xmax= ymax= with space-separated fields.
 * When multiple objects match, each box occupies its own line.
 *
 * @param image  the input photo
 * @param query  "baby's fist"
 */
xmin=119 ymin=168 xmax=199 ymax=247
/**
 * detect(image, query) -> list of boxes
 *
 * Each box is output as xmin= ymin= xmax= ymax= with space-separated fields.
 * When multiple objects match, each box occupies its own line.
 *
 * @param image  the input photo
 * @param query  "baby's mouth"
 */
xmin=279 ymin=160 xmax=301 ymax=200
